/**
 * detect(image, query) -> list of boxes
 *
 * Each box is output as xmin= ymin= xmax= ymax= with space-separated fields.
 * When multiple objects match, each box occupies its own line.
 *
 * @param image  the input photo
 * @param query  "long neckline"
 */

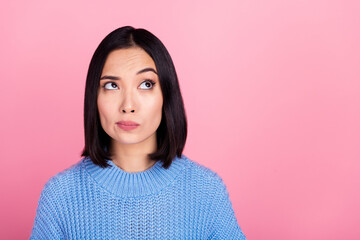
xmin=82 ymin=155 xmax=188 ymax=198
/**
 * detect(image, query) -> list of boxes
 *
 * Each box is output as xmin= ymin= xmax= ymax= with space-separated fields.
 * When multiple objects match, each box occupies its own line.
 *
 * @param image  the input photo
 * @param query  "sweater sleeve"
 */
xmin=30 ymin=177 xmax=65 ymax=240
xmin=208 ymin=174 xmax=247 ymax=240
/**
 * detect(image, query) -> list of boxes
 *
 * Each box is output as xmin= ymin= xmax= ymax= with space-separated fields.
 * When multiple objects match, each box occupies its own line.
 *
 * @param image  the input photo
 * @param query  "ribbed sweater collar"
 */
xmin=82 ymin=156 xmax=188 ymax=198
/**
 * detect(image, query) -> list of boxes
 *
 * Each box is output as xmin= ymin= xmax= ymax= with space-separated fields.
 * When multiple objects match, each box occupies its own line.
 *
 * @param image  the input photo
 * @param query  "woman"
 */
xmin=30 ymin=26 xmax=246 ymax=239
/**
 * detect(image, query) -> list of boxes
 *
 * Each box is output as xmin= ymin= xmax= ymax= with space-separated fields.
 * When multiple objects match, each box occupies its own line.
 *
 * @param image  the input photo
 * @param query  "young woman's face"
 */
xmin=97 ymin=47 xmax=163 ymax=146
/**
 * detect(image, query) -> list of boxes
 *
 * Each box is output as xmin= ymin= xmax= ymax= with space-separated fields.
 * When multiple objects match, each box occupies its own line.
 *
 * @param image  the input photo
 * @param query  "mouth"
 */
xmin=116 ymin=121 xmax=140 ymax=131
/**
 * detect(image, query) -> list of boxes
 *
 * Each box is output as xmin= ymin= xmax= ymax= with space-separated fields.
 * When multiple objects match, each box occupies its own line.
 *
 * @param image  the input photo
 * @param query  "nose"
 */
xmin=122 ymin=108 xmax=135 ymax=113
xmin=120 ymin=91 xmax=136 ymax=113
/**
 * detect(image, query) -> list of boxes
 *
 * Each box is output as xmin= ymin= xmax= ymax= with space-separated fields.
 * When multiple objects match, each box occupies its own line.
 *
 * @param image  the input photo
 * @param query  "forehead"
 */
xmin=102 ymin=47 xmax=156 ymax=74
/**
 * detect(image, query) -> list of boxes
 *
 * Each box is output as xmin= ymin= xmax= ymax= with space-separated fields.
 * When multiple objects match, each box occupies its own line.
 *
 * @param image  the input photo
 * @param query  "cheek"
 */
xmin=143 ymin=95 xmax=163 ymax=124
xmin=97 ymin=97 xmax=114 ymax=124
xmin=152 ymin=95 xmax=163 ymax=119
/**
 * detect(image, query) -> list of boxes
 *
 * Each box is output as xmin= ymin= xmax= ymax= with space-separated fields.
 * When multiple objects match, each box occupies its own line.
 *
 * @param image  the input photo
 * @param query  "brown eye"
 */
xmin=103 ymin=82 xmax=118 ymax=90
xmin=139 ymin=80 xmax=155 ymax=90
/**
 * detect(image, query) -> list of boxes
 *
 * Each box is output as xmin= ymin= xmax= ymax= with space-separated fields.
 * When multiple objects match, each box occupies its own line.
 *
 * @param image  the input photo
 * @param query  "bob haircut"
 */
xmin=81 ymin=26 xmax=187 ymax=169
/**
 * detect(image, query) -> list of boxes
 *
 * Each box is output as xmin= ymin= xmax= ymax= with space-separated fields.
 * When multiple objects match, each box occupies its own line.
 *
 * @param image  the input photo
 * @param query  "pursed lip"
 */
xmin=116 ymin=121 xmax=140 ymax=126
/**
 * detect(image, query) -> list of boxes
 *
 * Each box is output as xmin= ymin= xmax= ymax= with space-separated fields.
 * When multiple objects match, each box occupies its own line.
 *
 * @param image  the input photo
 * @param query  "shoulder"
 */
xmin=179 ymin=155 xmax=228 ymax=194
xmin=181 ymin=155 xmax=226 ymax=182
xmin=39 ymin=159 xmax=84 ymax=195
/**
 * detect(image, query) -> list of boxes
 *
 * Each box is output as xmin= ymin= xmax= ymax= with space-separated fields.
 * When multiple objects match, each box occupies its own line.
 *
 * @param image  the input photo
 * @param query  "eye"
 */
xmin=103 ymin=82 xmax=119 ymax=90
xmin=139 ymin=80 xmax=156 ymax=90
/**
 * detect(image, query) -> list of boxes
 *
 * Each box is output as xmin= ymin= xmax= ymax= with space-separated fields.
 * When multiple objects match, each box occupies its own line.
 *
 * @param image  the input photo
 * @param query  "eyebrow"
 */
xmin=100 ymin=68 xmax=158 ymax=81
xmin=137 ymin=68 xmax=158 ymax=75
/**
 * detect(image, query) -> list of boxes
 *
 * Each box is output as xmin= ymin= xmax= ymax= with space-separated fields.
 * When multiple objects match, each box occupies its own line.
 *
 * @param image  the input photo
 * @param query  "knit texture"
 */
xmin=30 ymin=155 xmax=246 ymax=239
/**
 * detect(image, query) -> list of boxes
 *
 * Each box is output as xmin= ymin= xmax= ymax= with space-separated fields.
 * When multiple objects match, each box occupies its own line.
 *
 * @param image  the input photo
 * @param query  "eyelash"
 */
xmin=102 ymin=80 xmax=156 ymax=90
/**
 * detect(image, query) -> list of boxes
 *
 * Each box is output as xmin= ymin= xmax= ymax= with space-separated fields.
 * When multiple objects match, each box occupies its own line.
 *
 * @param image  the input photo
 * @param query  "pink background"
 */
xmin=1 ymin=0 xmax=359 ymax=239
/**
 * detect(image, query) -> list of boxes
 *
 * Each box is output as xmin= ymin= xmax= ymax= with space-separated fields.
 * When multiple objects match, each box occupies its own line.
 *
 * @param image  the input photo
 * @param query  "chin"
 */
xmin=114 ymin=136 xmax=149 ymax=145
xmin=115 ymin=139 xmax=142 ymax=145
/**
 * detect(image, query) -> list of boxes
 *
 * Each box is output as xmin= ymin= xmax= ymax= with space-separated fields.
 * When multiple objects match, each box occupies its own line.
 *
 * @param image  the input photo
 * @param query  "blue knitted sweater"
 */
xmin=30 ymin=155 xmax=246 ymax=239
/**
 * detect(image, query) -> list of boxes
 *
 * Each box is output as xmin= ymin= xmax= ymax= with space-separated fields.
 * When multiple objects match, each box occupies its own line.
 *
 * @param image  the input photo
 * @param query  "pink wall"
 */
xmin=1 ymin=0 xmax=359 ymax=239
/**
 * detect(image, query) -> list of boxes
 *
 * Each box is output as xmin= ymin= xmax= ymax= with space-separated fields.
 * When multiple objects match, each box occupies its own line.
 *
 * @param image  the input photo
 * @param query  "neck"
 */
xmin=109 ymin=136 xmax=157 ymax=173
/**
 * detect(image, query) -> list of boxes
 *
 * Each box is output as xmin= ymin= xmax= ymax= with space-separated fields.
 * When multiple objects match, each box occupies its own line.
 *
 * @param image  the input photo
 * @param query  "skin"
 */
xmin=97 ymin=47 xmax=163 ymax=173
